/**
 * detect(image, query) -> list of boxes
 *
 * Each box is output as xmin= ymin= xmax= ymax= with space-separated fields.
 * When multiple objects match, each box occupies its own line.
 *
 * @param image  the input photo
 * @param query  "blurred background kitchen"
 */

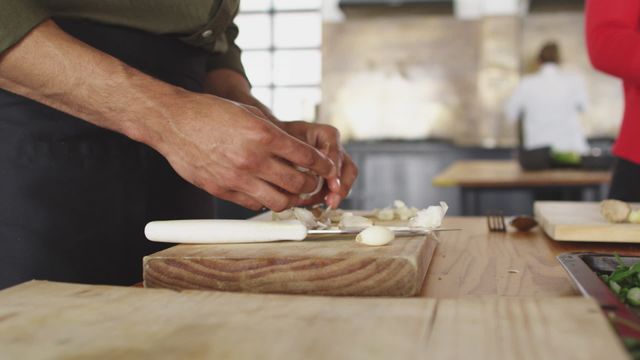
xmin=218 ymin=0 xmax=621 ymax=217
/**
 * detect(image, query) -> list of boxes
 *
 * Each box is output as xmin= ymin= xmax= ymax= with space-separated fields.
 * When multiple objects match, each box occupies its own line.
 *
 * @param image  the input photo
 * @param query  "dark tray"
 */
xmin=557 ymin=252 xmax=640 ymax=339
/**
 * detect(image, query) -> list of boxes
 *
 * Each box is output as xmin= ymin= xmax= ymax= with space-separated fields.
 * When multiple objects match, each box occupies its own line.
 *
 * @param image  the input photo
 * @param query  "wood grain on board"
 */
xmin=144 ymin=233 xmax=437 ymax=297
xmin=0 ymin=281 xmax=627 ymax=360
xmin=535 ymin=201 xmax=640 ymax=243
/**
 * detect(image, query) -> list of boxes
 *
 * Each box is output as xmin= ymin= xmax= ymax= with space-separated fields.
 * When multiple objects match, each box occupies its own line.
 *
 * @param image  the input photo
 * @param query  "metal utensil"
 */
xmin=145 ymin=219 xmax=460 ymax=244
xmin=487 ymin=213 xmax=506 ymax=232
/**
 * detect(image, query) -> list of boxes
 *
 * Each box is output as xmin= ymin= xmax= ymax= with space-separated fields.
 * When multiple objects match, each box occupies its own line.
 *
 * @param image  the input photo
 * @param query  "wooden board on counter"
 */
xmin=535 ymin=201 xmax=640 ymax=243
xmin=0 ymin=281 xmax=628 ymax=360
xmin=143 ymin=232 xmax=437 ymax=297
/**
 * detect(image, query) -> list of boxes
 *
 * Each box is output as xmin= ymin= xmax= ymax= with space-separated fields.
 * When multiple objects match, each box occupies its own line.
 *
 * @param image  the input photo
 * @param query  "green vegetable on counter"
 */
xmin=551 ymin=151 xmax=582 ymax=165
xmin=602 ymin=254 xmax=640 ymax=306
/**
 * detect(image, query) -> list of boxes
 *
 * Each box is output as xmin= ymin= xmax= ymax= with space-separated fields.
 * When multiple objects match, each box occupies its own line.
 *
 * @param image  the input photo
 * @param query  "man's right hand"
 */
xmin=150 ymin=95 xmax=335 ymax=211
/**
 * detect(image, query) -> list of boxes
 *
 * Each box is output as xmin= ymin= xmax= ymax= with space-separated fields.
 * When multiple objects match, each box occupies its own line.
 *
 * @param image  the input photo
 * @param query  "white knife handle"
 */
xmin=144 ymin=220 xmax=308 ymax=244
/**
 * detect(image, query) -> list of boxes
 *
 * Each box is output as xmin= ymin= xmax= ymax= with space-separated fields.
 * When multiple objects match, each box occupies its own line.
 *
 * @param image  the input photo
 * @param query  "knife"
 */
xmin=144 ymin=219 xmax=459 ymax=244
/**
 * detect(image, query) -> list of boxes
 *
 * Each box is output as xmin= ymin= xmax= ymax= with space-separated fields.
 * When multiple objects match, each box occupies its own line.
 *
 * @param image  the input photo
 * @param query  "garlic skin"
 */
xmin=356 ymin=226 xmax=395 ymax=246
xmin=339 ymin=213 xmax=373 ymax=229
xmin=376 ymin=207 xmax=395 ymax=221
xmin=409 ymin=202 xmax=449 ymax=229
xmin=293 ymin=207 xmax=319 ymax=228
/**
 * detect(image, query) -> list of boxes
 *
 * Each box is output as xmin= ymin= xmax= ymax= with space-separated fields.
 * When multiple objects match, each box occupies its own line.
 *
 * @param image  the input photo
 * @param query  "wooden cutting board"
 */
xmin=0 ymin=281 xmax=628 ymax=360
xmin=143 ymin=231 xmax=437 ymax=297
xmin=535 ymin=201 xmax=640 ymax=242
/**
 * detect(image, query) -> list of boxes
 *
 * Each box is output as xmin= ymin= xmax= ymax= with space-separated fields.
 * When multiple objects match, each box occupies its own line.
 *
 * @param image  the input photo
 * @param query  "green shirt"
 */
xmin=0 ymin=0 xmax=245 ymax=76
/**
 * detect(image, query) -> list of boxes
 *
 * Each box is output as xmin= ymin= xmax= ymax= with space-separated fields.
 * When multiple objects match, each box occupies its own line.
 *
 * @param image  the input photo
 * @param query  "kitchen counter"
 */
xmin=425 ymin=216 xmax=640 ymax=298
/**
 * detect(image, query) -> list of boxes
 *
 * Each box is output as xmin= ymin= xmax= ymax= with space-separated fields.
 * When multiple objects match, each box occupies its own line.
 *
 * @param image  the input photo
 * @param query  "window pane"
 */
xmin=251 ymin=87 xmax=273 ymax=109
xmin=241 ymin=51 xmax=272 ymax=86
xmin=240 ymin=0 xmax=271 ymax=12
xmin=273 ymin=0 xmax=321 ymax=10
xmin=273 ymin=87 xmax=321 ymax=121
xmin=273 ymin=50 xmax=321 ymax=86
xmin=235 ymin=14 xmax=271 ymax=50
xmin=273 ymin=12 xmax=321 ymax=48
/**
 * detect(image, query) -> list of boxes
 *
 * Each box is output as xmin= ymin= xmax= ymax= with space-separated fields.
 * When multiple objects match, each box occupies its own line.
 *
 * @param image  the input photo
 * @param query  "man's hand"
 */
xmin=154 ymin=95 xmax=335 ymax=211
xmin=280 ymin=121 xmax=358 ymax=208
xmin=204 ymin=70 xmax=358 ymax=208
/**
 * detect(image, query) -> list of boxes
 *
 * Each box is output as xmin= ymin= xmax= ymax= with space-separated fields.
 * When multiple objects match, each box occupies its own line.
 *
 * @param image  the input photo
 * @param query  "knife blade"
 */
xmin=144 ymin=219 xmax=459 ymax=244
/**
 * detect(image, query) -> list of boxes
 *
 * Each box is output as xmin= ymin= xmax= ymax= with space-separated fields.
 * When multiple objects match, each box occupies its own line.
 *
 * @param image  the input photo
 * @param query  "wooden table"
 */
xmin=433 ymin=160 xmax=611 ymax=215
xmin=425 ymin=217 xmax=640 ymax=298
xmin=2 ymin=216 xmax=638 ymax=359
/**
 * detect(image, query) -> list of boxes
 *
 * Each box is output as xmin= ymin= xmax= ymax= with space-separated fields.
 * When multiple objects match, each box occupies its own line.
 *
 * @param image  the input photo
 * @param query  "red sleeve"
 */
xmin=586 ymin=0 xmax=640 ymax=84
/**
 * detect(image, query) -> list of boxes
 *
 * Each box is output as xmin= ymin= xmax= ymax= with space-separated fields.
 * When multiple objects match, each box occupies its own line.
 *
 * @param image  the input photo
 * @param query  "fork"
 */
xmin=487 ymin=213 xmax=506 ymax=232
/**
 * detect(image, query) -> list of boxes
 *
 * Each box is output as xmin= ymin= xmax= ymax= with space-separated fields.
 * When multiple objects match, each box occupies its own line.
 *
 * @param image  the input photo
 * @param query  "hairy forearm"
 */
xmin=0 ymin=20 xmax=195 ymax=148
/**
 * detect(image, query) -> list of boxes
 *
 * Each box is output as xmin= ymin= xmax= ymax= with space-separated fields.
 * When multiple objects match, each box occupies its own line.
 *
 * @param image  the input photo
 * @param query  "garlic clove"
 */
xmin=376 ymin=207 xmax=395 ymax=221
xmin=328 ymin=209 xmax=344 ymax=223
xmin=355 ymin=226 xmax=395 ymax=246
xmin=393 ymin=200 xmax=407 ymax=209
xmin=296 ymin=166 xmax=324 ymax=200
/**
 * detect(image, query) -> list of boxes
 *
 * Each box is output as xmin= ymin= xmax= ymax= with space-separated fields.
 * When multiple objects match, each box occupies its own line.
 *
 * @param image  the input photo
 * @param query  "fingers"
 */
xmin=316 ymin=126 xmax=343 ymax=181
xmin=324 ymin=154 xmax=358 ymax=209
xmin=238 ymin=177 xmax=298 ymax=212
xmin=270 ymin=131 xmax=334 ymax=178
xmin=216 ymin=190 xmax=264 ymax=211
xmin=338 ymin=154 xmax=358 ymax=198
xmin=257 ymin=158 xmax=320 ymax=195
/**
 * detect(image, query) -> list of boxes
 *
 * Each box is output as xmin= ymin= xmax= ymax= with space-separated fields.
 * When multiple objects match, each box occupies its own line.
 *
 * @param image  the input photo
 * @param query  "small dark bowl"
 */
xmin=518 ymin=147 xmax=552 ymax=171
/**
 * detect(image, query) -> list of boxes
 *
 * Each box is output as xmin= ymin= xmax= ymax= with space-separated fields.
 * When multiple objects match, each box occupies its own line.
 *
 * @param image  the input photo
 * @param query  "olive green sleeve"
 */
xmin=205 ymin=22 xmax=248 ymax=81
xmin=0 ymin=0 xmax=50 ymax=54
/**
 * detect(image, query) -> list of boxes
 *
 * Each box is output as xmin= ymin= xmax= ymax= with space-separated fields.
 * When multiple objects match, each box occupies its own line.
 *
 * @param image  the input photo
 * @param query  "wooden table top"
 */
xmin=432 ymin=160 xmax=611 ymax=188
xmin=1 ymin=281 xmax=628 ymax=360
xmin=423 ymin=216 xmax=640 ymax=298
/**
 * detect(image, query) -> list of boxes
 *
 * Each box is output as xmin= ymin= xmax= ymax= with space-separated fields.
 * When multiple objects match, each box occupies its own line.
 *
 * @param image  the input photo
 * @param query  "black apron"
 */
xmin=0 ymin=19 xmax=214 ymax=289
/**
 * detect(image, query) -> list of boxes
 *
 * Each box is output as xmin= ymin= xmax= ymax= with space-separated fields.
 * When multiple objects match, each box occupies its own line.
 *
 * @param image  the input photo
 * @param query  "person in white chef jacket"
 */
xmin=505 ymin=41 xmax=590 ymax=155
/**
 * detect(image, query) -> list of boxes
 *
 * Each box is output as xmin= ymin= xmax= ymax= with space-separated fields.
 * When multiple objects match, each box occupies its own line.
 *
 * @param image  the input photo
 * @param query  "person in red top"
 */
xmin=586 ymin=0 xmax=640 ymax=201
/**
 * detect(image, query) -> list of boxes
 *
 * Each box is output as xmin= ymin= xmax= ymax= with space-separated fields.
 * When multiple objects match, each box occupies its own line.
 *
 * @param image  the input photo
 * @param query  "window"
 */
xmin=236 ymin=0 xmax=322 ymax=121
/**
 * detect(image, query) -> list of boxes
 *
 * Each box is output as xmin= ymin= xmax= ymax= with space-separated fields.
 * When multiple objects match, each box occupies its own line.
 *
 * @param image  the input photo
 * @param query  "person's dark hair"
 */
xmin=538 ymin=42 xmax=560 ymax=64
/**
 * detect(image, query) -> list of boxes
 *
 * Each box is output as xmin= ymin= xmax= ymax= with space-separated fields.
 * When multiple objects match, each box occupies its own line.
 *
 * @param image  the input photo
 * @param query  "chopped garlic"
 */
xmin=409 ymin=202 xmax=449 ymax=229
xmin=339 ymin=213 xmax=373 ymax=229
xmin=376 ymin=207 xmax=395 ymax=221
xmin=392 ymin=199 xmax=418 ymax=220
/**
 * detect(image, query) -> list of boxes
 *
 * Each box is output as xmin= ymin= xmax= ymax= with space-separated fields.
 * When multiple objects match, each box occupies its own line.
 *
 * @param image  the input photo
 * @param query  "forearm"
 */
xmin=0 ymin=20 xmax=194 ymax=148
xmin=203 ymin=68 xmax=283 ymax=125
